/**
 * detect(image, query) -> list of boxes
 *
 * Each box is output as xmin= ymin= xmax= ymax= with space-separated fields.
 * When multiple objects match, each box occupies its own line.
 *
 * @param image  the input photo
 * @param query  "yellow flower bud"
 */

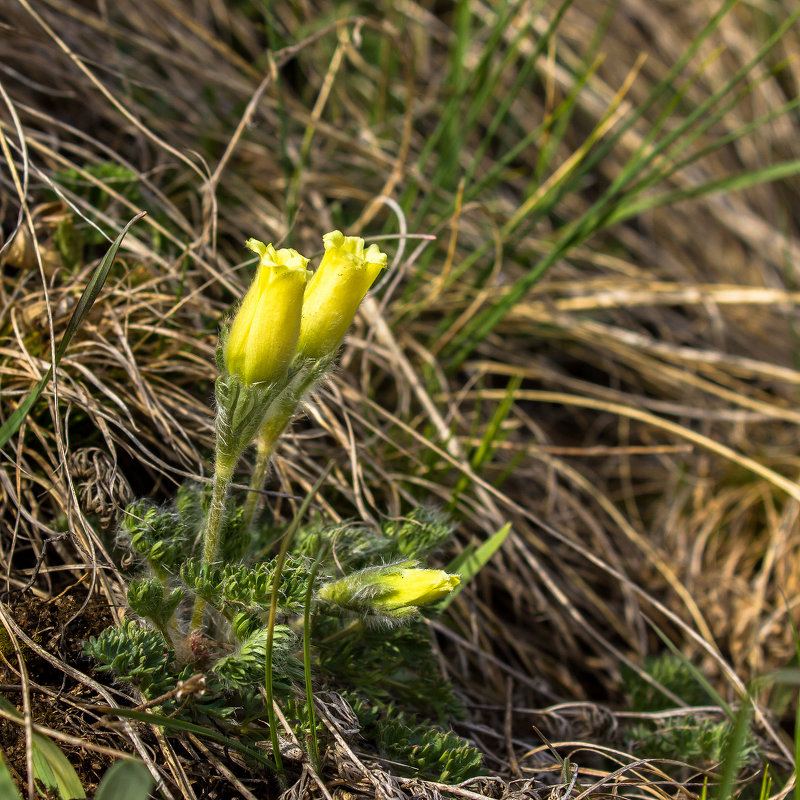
xmin=376 ymin=568 xmax=460 ymax=610
xmin=224 ymin=239 xmax=309 ymax=385
xmin=297 ymin=230 xmax=387 ymax=360
xmin=316 ymin=563 xmax=459 ymax=622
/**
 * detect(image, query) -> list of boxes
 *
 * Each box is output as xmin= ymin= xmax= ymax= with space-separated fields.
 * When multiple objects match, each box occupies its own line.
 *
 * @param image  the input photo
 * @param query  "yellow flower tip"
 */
xmin=380 ymin=568 xmax=460 ymax=610
xmin=297 ymin=231 xmax=388 ymax=360
xmin=246 ymin=238 xmax=309 ymax=271
xmin=321 ymin=229 xmax=346 ymax=251
xmin=245 ymin=237 xmax=268 ymax=260
xmin=224 ymin=239 xmax=310 ymax=385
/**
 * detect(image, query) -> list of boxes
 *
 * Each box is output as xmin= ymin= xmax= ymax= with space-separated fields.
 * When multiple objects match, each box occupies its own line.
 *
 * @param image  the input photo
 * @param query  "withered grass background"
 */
xmin=0 ymin=0 xmax=799 ymax=797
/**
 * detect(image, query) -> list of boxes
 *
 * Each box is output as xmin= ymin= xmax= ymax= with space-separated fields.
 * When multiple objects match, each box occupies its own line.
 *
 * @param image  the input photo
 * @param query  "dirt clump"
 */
xmin=0 ymin=584 xmax=121 ymax=796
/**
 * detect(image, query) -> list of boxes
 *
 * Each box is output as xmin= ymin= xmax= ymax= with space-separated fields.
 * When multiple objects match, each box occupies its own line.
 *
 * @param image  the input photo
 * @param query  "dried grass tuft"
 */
xmin=0 ymin=0 xmax=799 ymax=796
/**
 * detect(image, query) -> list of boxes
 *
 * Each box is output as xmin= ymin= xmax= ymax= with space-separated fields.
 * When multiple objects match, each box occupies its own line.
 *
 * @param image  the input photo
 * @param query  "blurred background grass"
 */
xmin=1 ymin=0 xmax=800 ymax=796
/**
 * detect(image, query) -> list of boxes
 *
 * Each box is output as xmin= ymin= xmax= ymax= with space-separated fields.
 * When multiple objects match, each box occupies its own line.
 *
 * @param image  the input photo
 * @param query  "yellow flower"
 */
xmin=224 ymin=239 xmax=309 ymax=385
xmin=316 ymin=565 xmax=460 ymax=619
xmin=376 ymin=568 xmax=460 ymax=610
xmin=297 ymin=230 xmax=387 ymax=360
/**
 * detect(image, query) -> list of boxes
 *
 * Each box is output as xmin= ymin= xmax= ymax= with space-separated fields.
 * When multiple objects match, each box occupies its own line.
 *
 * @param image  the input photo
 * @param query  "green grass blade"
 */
xmin=622 ymin=90 xmax=800 ymax=209
xmin=796 ymin=690 xmax=800 ymax=800
xmin=95 ymin=759 xmax=154 ymax=800
xmin=603 ymin=158 xmax=800 ymax=227
xmin=447 ymin=542 xmax=477 ymax=574
xmin=466 ymin=53 xmax=599 ymax=210
xmin=439 ymin=522 xmax=511 ymax=611
xmin=31 ymin=731 xmax=86 ymax=799
xmin=468 ymin=0 xmax=551 ymax=182
xmin=759 ymin=768 xmax=772 ymax=800
xmin=713 ymin=696 xmax=752 ymax=800
xmin=303 ymin=556 xmax=324 ymax=772
xmin=593 ymin=7 xmax=800 ymax=232
xmin=470 ymin=375 xmax=521 ymax=471
xmin=618 ymin=3 xmax=800 ymax=195
xmin=650 ymin=620 xmax=731 ymax=715
xmin=495 ymin=0 xmax=740 ymax=256
xmin=532 ymin=0 xmax=618 ymax=184
xmin=0 ymin=747 xmax=22 ymax=800
xmin=439 ymin=0 xmax=472 ymax=186
xmin=406 ymin=0 xmax=540 ymax=221
xmin=440 ymin=0 xmax=760 ymax=367
xmin=778 ymin=591 xmax=800 ymax=800
xmin=449 ymin=375 xmax=521 ymax=508
xmin=0 ymin=696 xmax=86 ymax=799
xmin=0 ymin=210 xmax=146 ymax=449
xmin=91 ymin=706 xmax=275 ymax=769
xmin=541 ymin=0 xmax=742 ymax=220
xmin=266 ymin=463 xmax=333 ymax=778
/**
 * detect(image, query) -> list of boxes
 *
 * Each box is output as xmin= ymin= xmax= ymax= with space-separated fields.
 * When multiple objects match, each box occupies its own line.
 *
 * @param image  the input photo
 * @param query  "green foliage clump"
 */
xmin=626 ymin=716 xmax=750 ymax=767
xmin=382 ymin=507 xmax=455 ymax=559
xmin=55 ymin=162 xmax=142 ymax=213
xmin=84 ymin=618 xmax=184 ymax=698
xmin=121 ymin=500 xmax=191 ymax=577
xmin=627 ymin=654 xmax=711 ymax=713
xmin=293 ymin=521 xmax=389 ymax=568
xmin=180 ymin=554 xmax=313 ymax=617
xmin=52 ymin=162 xmax=147 ymax=266
xmin=85 ymin=482 xmax=474 ymax=781
xmin=380 ymin=720 xmax=482 ymax=784
xmin=127 ymin=578 xmax=183 ymax=634
xmin=349 ymin=699 xmax=482 ymax=784
xmin=318 ymin=618 xmax=461 ymax=721
xmin=212 ymin=624 xmax=299 ymax=689
xmin=293 ymin=507 xmax=453 ymax=571
xmin=623 ymin=654 xmax=757 ymax=768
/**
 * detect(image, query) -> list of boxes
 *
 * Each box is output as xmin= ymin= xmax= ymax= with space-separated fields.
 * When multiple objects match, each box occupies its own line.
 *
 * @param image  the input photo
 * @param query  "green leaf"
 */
xmin=0 ymin=210 xmax=146 ymax=448
xmin=713 ymin=696 xmax=752 ymax=800
xmin=0 ymin=695 xmax=20 ymax=716
xmin=0 ymin=747 xmax=22 ymax=800
xmin=603 ymin=158 xmax=800 ymax=228
xmin=95 ymin=760 xmax=154 ymax=800
xmin=31 ymin=731 xmax=86 ymax=799
xmin=439 ymin=522 xmax=511 ymax=610
xmin=0 ymin=698 xmax=84 ymax=798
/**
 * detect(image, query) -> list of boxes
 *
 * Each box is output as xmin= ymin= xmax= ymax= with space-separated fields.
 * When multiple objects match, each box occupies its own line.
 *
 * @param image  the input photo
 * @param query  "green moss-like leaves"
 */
xmin=84 ymin=619 xmax=181 ymax=698
xmin=180 ymin=553 xmax=314 ymax=616
xmin=351 ymin=701 xmax=481 ymax=784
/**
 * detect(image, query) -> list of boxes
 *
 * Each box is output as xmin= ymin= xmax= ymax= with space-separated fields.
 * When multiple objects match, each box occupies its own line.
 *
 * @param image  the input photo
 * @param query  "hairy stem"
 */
xmin=241 ymin=357 xmax=328 ymax=529
xmin=190 ymin=456 xmax=234 ymax=630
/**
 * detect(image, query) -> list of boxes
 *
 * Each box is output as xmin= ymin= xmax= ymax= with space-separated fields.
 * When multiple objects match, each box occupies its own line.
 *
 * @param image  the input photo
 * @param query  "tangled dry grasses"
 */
xmin=0 ymin=0 xmax=799 ymax=797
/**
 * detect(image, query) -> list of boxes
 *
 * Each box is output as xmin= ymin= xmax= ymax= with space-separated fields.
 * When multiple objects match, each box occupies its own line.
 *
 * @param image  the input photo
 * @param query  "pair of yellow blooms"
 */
xmin=225 ymin=231 xmax=460 ymax=612
xmin=225 ymin=230 xmax=387 ymax=385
